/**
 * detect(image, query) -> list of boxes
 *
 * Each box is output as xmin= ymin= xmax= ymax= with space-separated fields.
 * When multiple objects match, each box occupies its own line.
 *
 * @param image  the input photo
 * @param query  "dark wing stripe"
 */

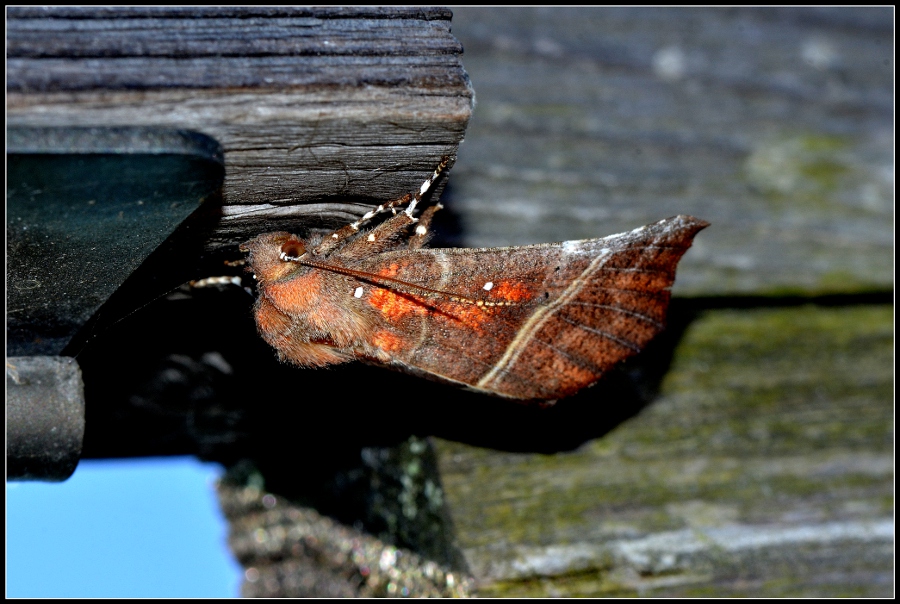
xmin=523 ymin=330 xmax=599 ymax=365
xmin=565 ymin=301 xmax=666 ymax=329
xmin=556 ymin=314 xmax=643 ymax=353
xmin=587 ymin=285 xmax=670 ymax=297
xmin=458 ymin=328 xmax=601 ymax=394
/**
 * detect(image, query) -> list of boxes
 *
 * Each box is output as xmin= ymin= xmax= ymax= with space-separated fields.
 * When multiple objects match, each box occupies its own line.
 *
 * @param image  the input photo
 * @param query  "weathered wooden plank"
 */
xmin=7 ymin=56 xmax=464 ymax=91
xmin=6 ymin=6 xmax=453 ymax=21
xmin=7 ymin=14 xmax=458 ymax=60
xmin=433 ymin=304 xmax=893 ymax=596
xmin=6 ymin=7 xmax=473 ymax=251
xmin=447 ymin=7 xmax=893 ymax=296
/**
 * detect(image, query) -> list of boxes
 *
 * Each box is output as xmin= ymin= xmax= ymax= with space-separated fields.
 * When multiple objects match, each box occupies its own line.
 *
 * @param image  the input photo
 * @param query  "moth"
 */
xmin=241 ymin=158 xmax=708 ymax=401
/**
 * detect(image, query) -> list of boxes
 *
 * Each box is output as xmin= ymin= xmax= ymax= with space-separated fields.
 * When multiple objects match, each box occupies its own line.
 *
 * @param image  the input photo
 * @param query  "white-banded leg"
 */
xmin=186 ymin=259 xmax=251 ymax=295
xmin=313 ymin=156 xmax=451 ymax=255
xmin=350 ymin=156 xmax=449 ymax=229
xmin=403 ymin=155 xmax=450 ymax=218
xmin=409 ymin=203 xmax=443 ymax=250
xmin=189 ymin=275 xmax=244 ymax=289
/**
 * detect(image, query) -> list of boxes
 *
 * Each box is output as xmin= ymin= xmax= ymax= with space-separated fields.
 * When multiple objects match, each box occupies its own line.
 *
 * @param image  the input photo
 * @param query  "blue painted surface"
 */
xmin=7 ymin=457 xmax=242 ymax=598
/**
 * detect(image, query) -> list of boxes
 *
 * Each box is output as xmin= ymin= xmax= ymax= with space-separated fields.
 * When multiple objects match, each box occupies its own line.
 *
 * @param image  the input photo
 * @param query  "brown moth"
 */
xmin=241 ymin=159 xmax=708 ymax=401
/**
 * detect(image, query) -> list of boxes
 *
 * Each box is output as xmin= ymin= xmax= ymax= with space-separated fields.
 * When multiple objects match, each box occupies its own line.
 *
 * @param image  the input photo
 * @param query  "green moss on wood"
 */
xmin=433 ymin=305 xmax=893 ymax=596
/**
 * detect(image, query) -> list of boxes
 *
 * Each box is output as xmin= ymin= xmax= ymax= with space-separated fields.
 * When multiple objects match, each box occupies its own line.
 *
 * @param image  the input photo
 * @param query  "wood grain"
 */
xmin=7 ymin=7 xmax=473 ymax=249
xmin=423 ymin=7 xmax=893 ymax=597
xmin=447 ymin=7 xmax=892 ymax=297
xmin=435 ymin=304 xmax=892 ymax=596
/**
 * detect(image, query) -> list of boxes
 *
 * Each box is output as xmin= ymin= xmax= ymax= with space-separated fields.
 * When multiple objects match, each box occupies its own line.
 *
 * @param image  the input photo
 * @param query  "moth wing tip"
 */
xmin=669 ymin=215 xmax=711 ymax=231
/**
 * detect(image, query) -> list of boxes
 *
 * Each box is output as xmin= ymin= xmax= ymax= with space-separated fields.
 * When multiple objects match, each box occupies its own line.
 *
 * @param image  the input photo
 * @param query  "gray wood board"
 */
xmin=6 ymin=6 xmax=473 ymax=245
xmin=433 ymin=304 xmax=893 ymax=597
xmin=424 ymin=7 xmax=894 ymax=598
xmin=7 ymin=8 xmax=457 ymax=62
xmin=446 ymin=7 xmax=893 ymax=296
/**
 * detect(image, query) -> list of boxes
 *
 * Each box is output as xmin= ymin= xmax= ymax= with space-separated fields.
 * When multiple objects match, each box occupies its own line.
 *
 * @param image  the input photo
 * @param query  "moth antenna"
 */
xmin=69 ymin=278 xmax=209 ymax=360
xmin=293 ymin=257 xmax=517 ymax=308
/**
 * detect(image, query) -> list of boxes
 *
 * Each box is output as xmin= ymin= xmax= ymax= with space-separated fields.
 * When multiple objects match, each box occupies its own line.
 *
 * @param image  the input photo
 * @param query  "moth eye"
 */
xmin=280 ymin=241 xmax=306 ymax=260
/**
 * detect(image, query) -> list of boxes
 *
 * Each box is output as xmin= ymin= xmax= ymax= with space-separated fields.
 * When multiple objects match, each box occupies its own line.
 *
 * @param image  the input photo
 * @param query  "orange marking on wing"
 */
xmin=369 ymin=288 xmax=430 ymax=319
xmin=379 ymin=263 xmax=401 ymax=277
xmin=369 ymin=287 xmax=495 ymax=335
xmin=371 ymin=329 xmax=404 ymax=353
xmin=441 ymin=304 xmax=492 ymax=334
xmin=491 ymin=281 xmax=534 ymax=303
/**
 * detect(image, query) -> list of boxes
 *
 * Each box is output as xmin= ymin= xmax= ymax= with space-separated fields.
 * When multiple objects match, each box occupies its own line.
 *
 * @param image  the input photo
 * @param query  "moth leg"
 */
xmin=313 ymin=156 xmax=450 ymax=255
xmin=351 ymin=155 xmax=448 ymax=226
xmin=189 ymin=275 xmax=243 ymax=289
xmin=336 ymin=208 xmax=418 ymax=258
xmin=402 ymin=155 xmax=450 ymax=218
xmin=335 ymin=188 xmax=446 ymax=258
xmin=408 ymin=203 xmax=443 ymax=250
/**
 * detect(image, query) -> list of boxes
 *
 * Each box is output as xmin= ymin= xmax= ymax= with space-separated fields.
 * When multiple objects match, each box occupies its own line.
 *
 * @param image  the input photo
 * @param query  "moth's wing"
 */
xmin=356 ymin=215 xmax=708 ymax=400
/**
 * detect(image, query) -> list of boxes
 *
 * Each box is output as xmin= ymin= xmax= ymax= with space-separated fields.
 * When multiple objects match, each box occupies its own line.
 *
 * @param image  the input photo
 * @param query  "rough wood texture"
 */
xmin=445 ymin=7 xmax=892 ymax=297
xmin=435 ymin=304 xmax=892 ymax=596
xmin=426 ymin=7 xmax=893 ymax=597
xmin=6 ymin=6 xmax=473 ymax=249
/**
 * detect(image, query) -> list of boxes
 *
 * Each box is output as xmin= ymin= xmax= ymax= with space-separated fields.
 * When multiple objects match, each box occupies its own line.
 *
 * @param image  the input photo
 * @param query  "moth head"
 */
xmin=241 ymin=232 xmax=308 ymax=283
